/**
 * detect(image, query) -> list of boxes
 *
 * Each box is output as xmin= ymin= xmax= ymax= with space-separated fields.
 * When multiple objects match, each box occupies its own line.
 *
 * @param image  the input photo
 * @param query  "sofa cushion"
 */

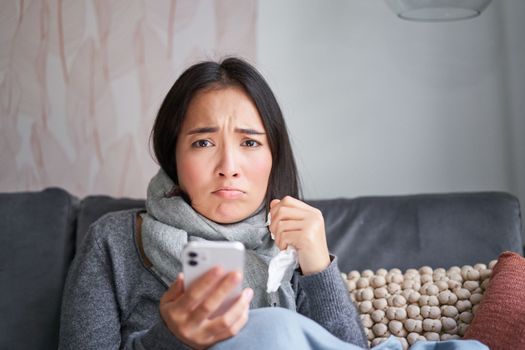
xmin=309 ymin=192 xmax=523 ymax=272
xmin=76 ymin=195 xmax=145 ymax=251
xmin=0 ymin=188 xmax=77 ymax=350
xmin=463 ymin=251 xmax=525 ymax=349
xmin=344 ymin=258 xmax=498 ymax=348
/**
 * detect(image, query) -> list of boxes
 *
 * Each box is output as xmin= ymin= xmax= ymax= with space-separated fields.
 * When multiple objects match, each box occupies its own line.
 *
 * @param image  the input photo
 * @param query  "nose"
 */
xmin=217 ymin=145 xmax=239 ymax=178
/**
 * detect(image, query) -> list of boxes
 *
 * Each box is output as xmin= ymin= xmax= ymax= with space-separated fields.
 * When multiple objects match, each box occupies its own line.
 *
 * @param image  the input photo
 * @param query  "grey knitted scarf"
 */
xmin=140 ymin=170 xmax=296 ymax=310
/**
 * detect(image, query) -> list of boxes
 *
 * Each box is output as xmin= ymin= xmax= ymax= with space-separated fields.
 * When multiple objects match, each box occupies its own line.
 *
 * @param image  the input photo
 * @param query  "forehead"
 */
xmin=182 ymin=86 xmax=263 ymax=128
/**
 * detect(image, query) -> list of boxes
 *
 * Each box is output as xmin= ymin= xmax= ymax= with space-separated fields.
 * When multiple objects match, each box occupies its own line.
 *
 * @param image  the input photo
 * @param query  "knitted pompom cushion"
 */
xmin=342 ymin=260 xmax=496 ymax=349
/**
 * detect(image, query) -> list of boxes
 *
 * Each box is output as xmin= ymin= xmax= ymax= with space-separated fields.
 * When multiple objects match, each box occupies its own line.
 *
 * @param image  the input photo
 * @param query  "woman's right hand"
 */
xmin=159 ymin=268 xmax=253 ymax=349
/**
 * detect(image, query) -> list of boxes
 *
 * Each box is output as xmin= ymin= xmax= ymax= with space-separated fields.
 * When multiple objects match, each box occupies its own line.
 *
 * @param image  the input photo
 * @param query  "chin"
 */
xmin=192 ymin=198 xmax=261 ymax=224
xmin=210 ymin=212 xmax=247 ymax=224
xmin=212 ymin=217 xmax=242 ymax=224
xmin=211 ymin=203 xmax=255 ymax=224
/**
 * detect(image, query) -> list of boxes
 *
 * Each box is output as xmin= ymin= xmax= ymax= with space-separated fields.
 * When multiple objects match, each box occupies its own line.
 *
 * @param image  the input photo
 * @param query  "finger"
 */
xmin=276 ymin=229 xmax=303 ymax=250
xmin=273 ymin=220 xmax=303 ymax=249
xmin=269 ymin=206 xmax=305 ymax=236
xmin=186 ymin=271 xmax=243 ymax=325
xmin=177 ymin=267 xmax=225 ymax=310
xmin=159 ymin=274 xmax=187 ymax=334
xmin=271 ymin=206 xmax=305 ymax=223
xmin=278 ymin=195 xmax=312 ymax=210
xmin=161 ymin=273 xmax=184 ymax=304
xmin=279 ymin=197 xmax=324 ymax=220
xmin=278 ymin=228 xmax=328 ymax=255
xmin=205 ymin=288 xmax=252 ymax=337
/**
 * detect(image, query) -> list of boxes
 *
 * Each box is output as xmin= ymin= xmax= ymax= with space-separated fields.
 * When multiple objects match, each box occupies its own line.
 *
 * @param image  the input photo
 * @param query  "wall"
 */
xmin=501 ymin=0 xmax=525 ymax=239
xmin=0 ymin=0 xmax=256 ymax=198
xmin=258 ymin=0 xmax=525 ymax=241
xmin=1 ymin=0 xmax=524 ymax=239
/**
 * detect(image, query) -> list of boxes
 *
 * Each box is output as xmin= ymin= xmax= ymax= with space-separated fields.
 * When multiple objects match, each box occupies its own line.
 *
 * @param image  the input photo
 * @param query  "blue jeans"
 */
xmin=211 ymin=308 xmax=488 ymax=350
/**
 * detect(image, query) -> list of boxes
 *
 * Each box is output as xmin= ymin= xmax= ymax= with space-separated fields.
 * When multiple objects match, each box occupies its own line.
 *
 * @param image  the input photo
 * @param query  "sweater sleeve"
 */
xmin=294 ymin=256 xmax=368 ymax=348
xmin=58 ymin=224 xmax=191 ymax=350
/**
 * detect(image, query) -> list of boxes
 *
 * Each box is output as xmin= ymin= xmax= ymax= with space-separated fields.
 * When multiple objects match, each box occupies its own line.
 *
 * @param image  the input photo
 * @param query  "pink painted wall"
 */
xmin=0 ymin=0 xmax=257 ymax=198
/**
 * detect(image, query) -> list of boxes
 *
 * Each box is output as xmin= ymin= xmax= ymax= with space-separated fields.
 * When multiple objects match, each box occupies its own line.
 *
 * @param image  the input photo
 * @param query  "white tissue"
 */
xmin=266 ymin=212 xmax=299 ymax=293
xmin=267 ymin=246 xmax=299 ymax=293
xmin=265 ymin=212 xmax=273 ymax=238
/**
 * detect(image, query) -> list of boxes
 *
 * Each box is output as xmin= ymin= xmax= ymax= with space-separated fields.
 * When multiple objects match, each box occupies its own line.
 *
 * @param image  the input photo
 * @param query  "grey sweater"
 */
xmin=58 ymin=210 xmax=367 ymax=349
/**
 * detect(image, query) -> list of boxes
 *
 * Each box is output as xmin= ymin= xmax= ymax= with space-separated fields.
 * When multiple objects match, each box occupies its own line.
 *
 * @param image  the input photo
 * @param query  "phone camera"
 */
xmin=188 ymin=251 xmax=197 ymax=258
xmin=188 ymin=260 xmax=198 ymax=266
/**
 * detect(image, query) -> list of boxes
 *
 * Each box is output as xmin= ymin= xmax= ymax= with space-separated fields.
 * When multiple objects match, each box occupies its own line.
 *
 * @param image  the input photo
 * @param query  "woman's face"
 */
xmin=175 ymin=86 xmax=273 ymax=224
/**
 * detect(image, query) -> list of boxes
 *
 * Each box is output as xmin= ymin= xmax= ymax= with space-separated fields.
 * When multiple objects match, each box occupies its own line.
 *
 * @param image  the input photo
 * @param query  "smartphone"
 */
xmin=182 ymin=241 xmax=245 ymax=318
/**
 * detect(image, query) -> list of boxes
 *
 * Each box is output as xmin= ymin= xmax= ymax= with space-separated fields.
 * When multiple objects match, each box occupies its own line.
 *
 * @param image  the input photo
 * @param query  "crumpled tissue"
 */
xmin=266 ymin=212 xmax=299 ymax=293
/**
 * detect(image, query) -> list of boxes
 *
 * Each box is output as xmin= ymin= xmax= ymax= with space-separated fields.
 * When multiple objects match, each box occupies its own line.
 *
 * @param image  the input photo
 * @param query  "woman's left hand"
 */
xmin=269 ymin=196 xmax=331 ymax=275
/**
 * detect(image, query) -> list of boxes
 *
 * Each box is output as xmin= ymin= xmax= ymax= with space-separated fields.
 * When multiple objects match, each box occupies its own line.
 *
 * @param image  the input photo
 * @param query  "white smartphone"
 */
xmin=182 ymin=241 xmax=245 ymax=317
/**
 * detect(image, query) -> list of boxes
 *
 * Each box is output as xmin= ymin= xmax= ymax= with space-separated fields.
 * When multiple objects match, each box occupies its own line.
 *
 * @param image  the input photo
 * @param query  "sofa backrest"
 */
xmin=76 ymin=195 xmax=145 ymax=252
xmin=309 ymin=191 xmax=524 ymax=272
xmin=0 ymin=188 xmax=77 ymax=350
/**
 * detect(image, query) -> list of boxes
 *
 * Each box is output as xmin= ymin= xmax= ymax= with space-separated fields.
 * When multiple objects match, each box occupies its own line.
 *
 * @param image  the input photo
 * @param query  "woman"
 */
xmin=59 ymin=57 xmax=369 ymax=349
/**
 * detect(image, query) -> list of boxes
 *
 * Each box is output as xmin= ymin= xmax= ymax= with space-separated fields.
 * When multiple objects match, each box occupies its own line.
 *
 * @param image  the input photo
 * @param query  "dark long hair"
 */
xmin=151 ymin=57 xmax=301 ymax=206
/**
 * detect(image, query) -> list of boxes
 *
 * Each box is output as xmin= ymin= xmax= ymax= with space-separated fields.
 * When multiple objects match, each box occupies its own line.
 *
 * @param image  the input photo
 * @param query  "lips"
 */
xmin=212 ymin=187 xmax=245 ymax=199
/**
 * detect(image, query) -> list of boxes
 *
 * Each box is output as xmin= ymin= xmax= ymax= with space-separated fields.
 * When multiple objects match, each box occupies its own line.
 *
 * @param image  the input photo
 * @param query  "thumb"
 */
xmin=161 ymin=273 xmax=184 ymax=304
xmin=270 ymin=199 xmax=281 ymax=209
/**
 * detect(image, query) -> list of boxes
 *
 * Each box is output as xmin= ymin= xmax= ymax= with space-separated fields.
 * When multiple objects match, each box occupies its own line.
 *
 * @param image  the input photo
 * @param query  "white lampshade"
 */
xmin=385 ymin=0 xmax=492 ymax=22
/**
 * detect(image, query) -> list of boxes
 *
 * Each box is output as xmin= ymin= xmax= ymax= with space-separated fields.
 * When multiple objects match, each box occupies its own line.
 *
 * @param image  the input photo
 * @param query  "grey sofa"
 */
xmin=0 ymin=188 xmax=523 ymax=350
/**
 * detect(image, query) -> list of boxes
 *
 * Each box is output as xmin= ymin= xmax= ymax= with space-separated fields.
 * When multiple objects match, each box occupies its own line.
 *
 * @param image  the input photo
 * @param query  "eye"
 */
xmin=191 ymin=139 xmax=214 ymax=148
xmin=241 ymin=139 xmax=261 ymax=148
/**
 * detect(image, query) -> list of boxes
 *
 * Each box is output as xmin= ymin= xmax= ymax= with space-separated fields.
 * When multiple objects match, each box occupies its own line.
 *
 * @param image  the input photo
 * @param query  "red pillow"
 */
xmin=463 ymin=251 xmax=525 ymax=349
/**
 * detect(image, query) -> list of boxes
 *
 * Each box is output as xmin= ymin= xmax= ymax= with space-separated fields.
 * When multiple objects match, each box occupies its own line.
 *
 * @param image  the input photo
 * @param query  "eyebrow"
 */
xmin=187 ymin=127 xmax=265 ymax=135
